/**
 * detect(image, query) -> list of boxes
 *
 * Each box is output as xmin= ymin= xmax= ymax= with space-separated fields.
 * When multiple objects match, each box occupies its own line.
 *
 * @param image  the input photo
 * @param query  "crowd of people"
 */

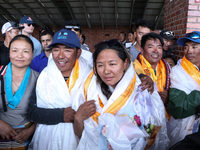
xmin=0 ymin=16 xmax=200 ymax=150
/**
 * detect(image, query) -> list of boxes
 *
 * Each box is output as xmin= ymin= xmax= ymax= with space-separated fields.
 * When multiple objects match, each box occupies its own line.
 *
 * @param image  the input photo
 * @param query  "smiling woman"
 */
xmin=0 ymin=35 xmax=38 ymax=150
xmin=9 ymin=36 xmax=33 ymax=70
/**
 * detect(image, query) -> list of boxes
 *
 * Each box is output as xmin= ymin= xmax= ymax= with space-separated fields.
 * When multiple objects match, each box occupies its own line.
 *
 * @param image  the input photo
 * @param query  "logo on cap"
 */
xmin=28 ymin=17 xmax=32 ymax=21
xmin=57 ymin=32 xmax=68 ymax=40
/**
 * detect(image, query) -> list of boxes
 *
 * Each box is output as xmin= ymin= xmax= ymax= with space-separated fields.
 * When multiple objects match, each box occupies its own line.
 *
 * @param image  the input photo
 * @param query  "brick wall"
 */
xmin=187 ymin=0 xmax=200 ymax=32
xmin=0 ymin=25 xmax=130 ymax=53
xmin=164 ymin=0 xmax=200 ymax=58
xmin=81 ymin=26 xmax=130 ymax=52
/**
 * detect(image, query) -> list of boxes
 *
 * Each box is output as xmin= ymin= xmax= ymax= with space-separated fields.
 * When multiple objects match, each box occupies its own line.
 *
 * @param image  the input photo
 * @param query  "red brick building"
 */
xmin=0 ymin=0 xmax=199 ymax=56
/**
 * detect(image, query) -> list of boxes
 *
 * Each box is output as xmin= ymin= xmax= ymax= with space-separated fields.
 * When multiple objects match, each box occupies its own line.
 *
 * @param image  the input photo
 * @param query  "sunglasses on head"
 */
xmin=94 ymin=39 xmax=124 ymax=50
xmin=186 ymin=32 xmax=200 ymax=39
xmin=163 ymin=31 xmax=175 ymax=37
xmin=27 ymin=24 xmax=35 ymax=27
xmin=65 ymin=25 xmax=80 ymax=31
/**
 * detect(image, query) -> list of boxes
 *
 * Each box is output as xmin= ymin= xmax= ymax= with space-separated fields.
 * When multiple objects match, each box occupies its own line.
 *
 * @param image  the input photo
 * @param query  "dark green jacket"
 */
xmin=167 ymin=88 xmax=200 ymax=119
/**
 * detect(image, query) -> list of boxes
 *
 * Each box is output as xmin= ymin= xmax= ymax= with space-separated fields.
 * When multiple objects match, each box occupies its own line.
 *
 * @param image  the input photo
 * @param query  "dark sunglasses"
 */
xmin=94 ymin=39 xmax=124 ymax=50
xmin=186 ymin=32 xmax=200 ymax=39
xmin=163 ymin=31 xmax=175 ymax=36
xmin=27 ymin=24 xmax=36 ymax=27
xmin=64 ymin=25 xmax=80 ymax=31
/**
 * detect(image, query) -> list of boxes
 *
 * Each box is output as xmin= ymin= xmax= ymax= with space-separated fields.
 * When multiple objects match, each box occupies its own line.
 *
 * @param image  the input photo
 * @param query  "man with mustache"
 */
xmin=167 ymin=31 xmax=200 ymax=147
xmin=31 ymin=27 xmax=54 ymax=73
xmin=133 ymin=32 xmax=171 ymax=119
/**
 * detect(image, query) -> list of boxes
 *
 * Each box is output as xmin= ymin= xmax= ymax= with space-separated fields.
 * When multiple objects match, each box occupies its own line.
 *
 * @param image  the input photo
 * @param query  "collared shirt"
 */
xmin=81 ymin=43 xmax=90 ymax=51
xmin=31 ymin=51 xmax=48 ymax=73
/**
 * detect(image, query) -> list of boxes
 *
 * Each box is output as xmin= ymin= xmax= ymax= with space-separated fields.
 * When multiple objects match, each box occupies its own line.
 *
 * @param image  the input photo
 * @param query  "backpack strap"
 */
xmin=0 ymin=65 xmax=8 ymax=112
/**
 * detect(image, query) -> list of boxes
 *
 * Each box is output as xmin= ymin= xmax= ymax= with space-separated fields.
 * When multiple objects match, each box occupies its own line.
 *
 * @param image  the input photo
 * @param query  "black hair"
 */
xmin=39 ymin=26 xmax=52 ymax=34
xmin=51 ymin=44 xmax=80 ymax=52
xmin=40 ymin=29 xmax=54 ymax=41
xmin=93 ymin=39 xmax=131 ymax=99
xmin=62 ymin=20 xmax=82 ymax=34
xmin=2 ymin=33 xmax=6 ymax=40
xmin=184 ymin=39 xmax=193 ymax=46
xmin=105 ymin=34 xmax=109 ymax=36
xmin=9 ymin=34 xmax=34 ymax=52
xmin=135 ymin=19 xmax=152 ymax=30
xmin=163 ymin=55 xmax=177 ymax=65
xmin=141 ymin=32 xmax=164 ymax=49
xmin=119 ymin=31 xmax=126 ymax=38
xmin=82 ymin=34 xmax=85 ymax=44
xmin=128 ymin=30 xmax=134 ymax=35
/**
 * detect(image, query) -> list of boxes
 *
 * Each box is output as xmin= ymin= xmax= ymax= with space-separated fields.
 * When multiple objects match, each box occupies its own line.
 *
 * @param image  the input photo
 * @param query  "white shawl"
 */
xmin=73 ymin=64 xmax=168 ymax=150
xmin=29 ymin=54 xmax=91 ymax=150
xmin=168 ymin=59 xmax=200 ymax=147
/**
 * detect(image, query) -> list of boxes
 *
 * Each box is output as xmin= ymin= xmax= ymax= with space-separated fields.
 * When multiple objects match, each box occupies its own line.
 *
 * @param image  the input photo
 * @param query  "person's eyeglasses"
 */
xmin=27 ymin=24 xmax=35 ymax=27
xmin=186 ymin=32 xmax=200 ymax=39
xmin=163 ymin=31 xmax=175 ymax=36
xmin=94 ymin=39 xmax=124 ymax=50
xmin=65 ymin=25 xmax=80 ymax=31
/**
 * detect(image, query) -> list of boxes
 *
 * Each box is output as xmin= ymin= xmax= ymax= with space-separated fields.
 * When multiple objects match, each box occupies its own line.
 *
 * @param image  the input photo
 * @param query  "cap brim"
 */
xmin=48 ymin=42 xmax=78 ymax=49
xmin=28 ymin=22 xmax=36 ymax=25
xmin=177 ymin=37 xmax=200 ymax=46
xmin=12 ymin=26 xmax=24 ymax=30
xmin=20 ymin=21 xmax=36 ymax=25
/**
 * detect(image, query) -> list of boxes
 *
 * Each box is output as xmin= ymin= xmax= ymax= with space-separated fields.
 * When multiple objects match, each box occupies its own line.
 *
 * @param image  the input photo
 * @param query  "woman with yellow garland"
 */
xmin=73 ymin=39 xmax=169 ymax=150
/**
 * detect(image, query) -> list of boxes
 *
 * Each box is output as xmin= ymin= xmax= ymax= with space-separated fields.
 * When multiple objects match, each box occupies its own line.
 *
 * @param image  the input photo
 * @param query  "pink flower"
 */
xmin=134 ymin=115 xmax=141 ymax=126
xmin=102 ymin=124 xmax=107 ymax=137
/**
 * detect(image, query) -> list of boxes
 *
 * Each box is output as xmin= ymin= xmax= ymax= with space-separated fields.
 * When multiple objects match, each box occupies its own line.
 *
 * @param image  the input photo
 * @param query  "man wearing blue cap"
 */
xmin=28 ymin=29 xmax=91 ymax=150
xmin=62 ymin=20 xmax=93 ymax=67
xmin=20 ymin=16 xmax=42 ymax=58
xmin=167 ymin=31 xmax=200 ymax=147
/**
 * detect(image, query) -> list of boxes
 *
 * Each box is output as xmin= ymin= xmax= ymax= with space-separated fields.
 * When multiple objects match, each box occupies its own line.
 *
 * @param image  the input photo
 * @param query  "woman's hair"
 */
xmin=163 ymin=54 xmax=177 ymax=65
xmin=9 ymin=34 xmax=34 ymax=52
xmin=93 ymin=39 xmax=131 ymax=99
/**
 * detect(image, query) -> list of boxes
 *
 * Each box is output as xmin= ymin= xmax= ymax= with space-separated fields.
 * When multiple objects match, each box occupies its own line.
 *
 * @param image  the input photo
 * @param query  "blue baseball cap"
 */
xmin=48 ymin=29 xmax=81 ymax=48
xmin=20 ymin=16 xmax=36 ymax=24
xmin=177 ymin=31 xmax=200 ymax=46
